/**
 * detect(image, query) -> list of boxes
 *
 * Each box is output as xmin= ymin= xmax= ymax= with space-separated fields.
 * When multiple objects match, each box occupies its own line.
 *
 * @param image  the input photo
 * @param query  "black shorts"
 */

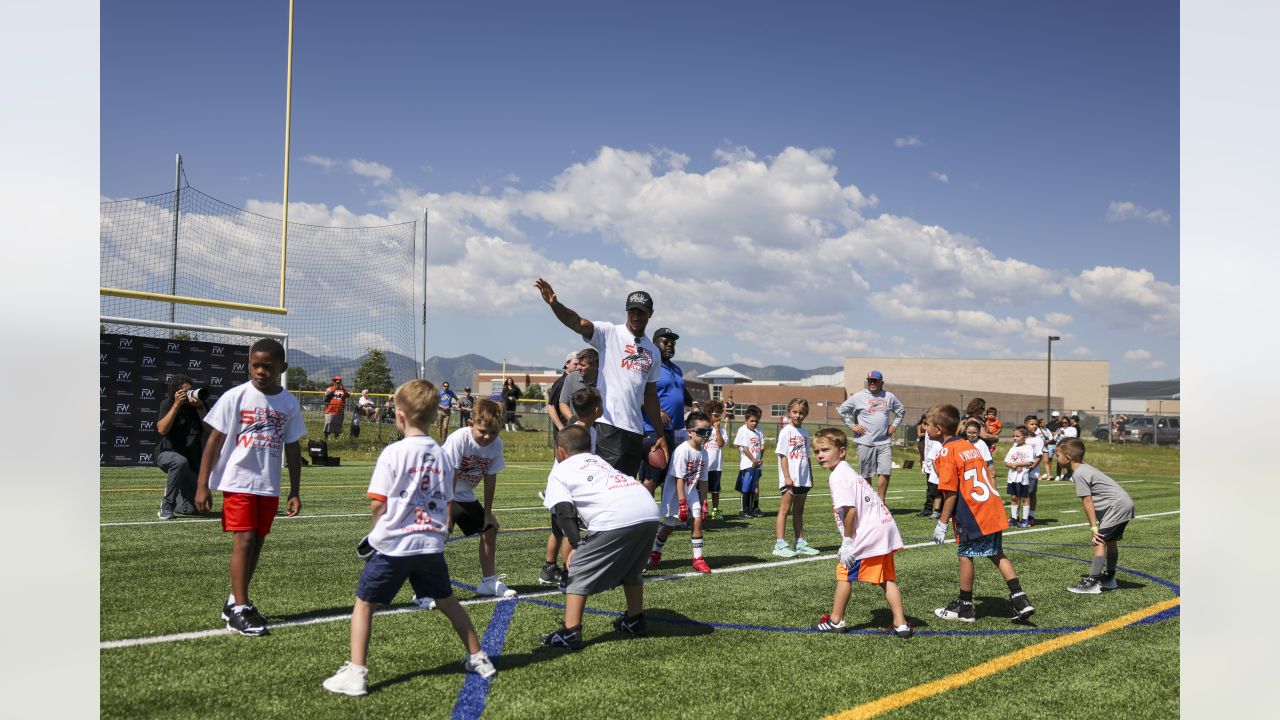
xmin=781 ymin=485 xmax=812 ymax=496
xmin=1099 ymin=521 xmax=1129 ymax=542
xmin=449 ymin=500 xmax=495 ymax=536
xmin=595 ymin=422 xmax=644 ymax=477
xmin=706 ymin=470 xmax=723 ymax=493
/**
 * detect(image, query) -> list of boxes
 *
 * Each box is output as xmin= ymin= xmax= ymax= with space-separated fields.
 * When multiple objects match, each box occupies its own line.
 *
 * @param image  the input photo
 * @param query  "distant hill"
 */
xmin=285 ymin=350 xmax=841 ymax=389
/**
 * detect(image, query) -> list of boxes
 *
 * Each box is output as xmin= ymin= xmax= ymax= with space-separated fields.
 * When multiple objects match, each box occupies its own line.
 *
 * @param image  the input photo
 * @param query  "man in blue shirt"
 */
xmin=437 ymin=381 xmax=459 ymax=439
xmin=640 ymin=328 xmax=692 ymax=493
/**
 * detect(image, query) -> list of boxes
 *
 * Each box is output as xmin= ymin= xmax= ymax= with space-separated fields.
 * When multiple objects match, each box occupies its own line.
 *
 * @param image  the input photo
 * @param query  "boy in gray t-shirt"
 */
xmin=1056 ymin=438 xmax=1135 ymax=595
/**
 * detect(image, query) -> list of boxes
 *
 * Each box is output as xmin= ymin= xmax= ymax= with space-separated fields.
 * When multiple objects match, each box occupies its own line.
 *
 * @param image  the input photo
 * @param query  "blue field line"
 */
xmin=450 ymin=598 xmax=517 ymax=720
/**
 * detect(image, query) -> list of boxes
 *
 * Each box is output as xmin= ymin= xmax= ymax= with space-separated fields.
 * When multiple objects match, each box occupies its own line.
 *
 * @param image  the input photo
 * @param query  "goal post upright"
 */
xmin=279 ymin=0 xmax=296 ymax=311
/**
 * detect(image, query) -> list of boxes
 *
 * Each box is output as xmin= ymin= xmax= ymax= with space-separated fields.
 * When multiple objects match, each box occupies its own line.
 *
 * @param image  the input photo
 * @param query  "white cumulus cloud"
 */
xmin=895 ymin=136 xmax=922 ymax=148
xmin=348 ymin=159 xmax=394 ymax=185
xmin=1069 ymin=266 xmax=1179 ymax=335
xmin=1123 ymin=348 xmax=1152 ymax=362
xmin=1106 ymin=201 xmax=1170 ymax=224
xmin=930 ymin=170 xmax=949 ymax=183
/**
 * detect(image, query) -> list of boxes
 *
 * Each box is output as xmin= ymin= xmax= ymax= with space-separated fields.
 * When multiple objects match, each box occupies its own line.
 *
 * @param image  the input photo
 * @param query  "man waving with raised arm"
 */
xmin=535 ymin=278 xmax=666 ymax=477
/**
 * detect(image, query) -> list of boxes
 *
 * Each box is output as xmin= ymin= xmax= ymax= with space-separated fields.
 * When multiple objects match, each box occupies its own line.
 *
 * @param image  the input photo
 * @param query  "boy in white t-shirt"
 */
xmin=702 ymin=400 xmax=729 ymax=520
xmin=195 ymin=339 xmax=306 ymax=637
xmin=733 ymin=405 xmax=766 ymax=517
xmin=811 ymin=428 xmax=911 ymax=637
xmin=648 ymin=411 xmax=713 ymax=574
xmin=773 ymin=398 xmax=819 ymax=558
xmin=539 ymin=425 xmax=662 ymax=649
xmin=539 ymin=387 xmax=603 ymax=590
xmin=439 ymin=398 xmax=517 ymax=601
xmin=1003 ymin=426 xmax=1037 ymax=527
xmin=1023 ymin=416 xmax=1046 ymax=526
xmin=919 ymin=425 xmax=943 ymax=519
xmin=323 ymin=380 xmax=496 ymax=696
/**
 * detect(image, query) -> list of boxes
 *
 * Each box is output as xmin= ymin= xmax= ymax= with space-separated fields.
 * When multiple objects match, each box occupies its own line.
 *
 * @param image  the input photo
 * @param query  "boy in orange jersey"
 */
xmin=926 ymin=404 xmax=1035 ymax=623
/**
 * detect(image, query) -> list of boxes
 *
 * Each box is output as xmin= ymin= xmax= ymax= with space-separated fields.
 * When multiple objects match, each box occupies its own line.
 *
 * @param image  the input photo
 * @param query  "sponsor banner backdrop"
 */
xmin=99 ymin=334 xmax=249 ymax=467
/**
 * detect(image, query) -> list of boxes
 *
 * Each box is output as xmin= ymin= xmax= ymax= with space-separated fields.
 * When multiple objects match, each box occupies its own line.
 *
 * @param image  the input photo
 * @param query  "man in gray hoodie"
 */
xmin=837 ymin=370 xmax=906 ymax=501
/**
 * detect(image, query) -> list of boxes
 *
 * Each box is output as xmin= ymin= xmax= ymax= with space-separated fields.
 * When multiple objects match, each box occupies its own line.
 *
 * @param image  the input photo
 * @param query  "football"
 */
xmin=646 ymin=442 xmax=668 ymax=470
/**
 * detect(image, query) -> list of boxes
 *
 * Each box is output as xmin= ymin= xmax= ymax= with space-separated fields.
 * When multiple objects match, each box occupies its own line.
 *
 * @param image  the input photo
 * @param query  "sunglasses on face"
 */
xmin=692 ymin=427 xmax=714 ymax=438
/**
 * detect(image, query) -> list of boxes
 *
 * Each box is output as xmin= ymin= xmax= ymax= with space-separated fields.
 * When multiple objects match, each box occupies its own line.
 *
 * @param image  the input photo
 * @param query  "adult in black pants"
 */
xmin=154 ymin=374 xmax=207 ymax=519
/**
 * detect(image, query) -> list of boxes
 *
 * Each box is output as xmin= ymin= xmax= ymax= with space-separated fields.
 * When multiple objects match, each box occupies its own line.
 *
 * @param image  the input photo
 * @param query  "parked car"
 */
xmin=1123 ymin=416 xmax=1180 ymax=445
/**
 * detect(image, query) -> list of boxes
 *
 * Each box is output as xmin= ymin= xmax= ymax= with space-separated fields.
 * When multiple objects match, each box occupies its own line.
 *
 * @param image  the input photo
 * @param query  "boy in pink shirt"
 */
xmin=811 ymin=427 xmax=912 ymax=638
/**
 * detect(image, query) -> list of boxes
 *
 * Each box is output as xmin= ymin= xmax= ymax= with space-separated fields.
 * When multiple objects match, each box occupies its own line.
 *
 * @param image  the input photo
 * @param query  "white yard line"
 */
xmin=100 ymin=510 xmax=1180 ymax=650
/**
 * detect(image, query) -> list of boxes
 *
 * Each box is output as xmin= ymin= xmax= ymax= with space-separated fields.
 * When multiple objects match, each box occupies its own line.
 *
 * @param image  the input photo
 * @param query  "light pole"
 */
xmin=1047 ymin=335 xmax=1060 ymax=418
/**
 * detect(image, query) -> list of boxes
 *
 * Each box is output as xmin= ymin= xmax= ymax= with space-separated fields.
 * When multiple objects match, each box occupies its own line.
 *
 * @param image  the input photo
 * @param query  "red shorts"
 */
xmin=221 ymin=492 xmax=279 ymax=535
xmin=836 ymin=552 xmax=897 ymax=585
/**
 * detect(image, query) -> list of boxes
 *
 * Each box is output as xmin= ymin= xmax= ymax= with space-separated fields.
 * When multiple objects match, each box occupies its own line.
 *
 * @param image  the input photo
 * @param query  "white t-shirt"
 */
xmin=828 ymin=461 xmax=904 ymax=560
xmin=974 ymin=439 xmax=993 ymax=465
xmin=366 ymin=435 xmax=453 ymax=556
xmin=1059 ymin=426 xmax=1079 ymax=440
xmin=1004 ymin=443 xmax=1037 ymax=487
xmin=542 ymin=452 xmax=660 ymax=532
xmin=588 ymin=321 xmax=661 ymax=434
xmin=661 ymin=441 xmax=708 ymax=517
xmin=775 ymin=424 xmax=812 ymax=488
xmin=734 ymin=425 xmax=765 ymax=471
xmin=204 ymin=382 xmax=306 ymax=497
xmin=922 ymin=435 xmax=942 ymax=485
xmin=358 ymin=395 xmax=374 ymax=410
xmin=441 ymin=427 xmax=506 ymax=503
xmin=704 ymin=426 xmax=728 ymax=471
xmin=1025 ymin=434 xmax=1045 ymax=477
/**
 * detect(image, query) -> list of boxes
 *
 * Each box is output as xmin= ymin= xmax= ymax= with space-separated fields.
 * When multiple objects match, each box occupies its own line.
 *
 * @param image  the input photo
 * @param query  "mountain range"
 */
xmin=287 ymin=349 xmax=841 ymax=388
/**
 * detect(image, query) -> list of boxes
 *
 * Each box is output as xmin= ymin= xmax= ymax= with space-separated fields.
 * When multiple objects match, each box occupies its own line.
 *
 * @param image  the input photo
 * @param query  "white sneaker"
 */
xmin=477 ymin=575 xmax=518 ymax=598
xmin=462 ymin=651 xmax=497 ymax=679
xmin=322 ymin=661 xmax=368 ymax=696
xmin=412 ymin=595 xmax=437 ymax=610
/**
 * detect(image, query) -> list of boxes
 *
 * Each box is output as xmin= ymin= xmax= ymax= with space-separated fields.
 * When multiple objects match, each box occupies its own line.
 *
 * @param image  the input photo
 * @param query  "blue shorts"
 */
xmin=957 ymin=531 xmax=1004 ymax=558
xmin=1005 ymin=482 xmax=1029 ymax=498
xmin=706 ymin=470 xmax=723 ymax=494
xmin=356 ymin=551 xmax=453 ymax=605
xmin=735 ymin=468 xmax=761 ymax=493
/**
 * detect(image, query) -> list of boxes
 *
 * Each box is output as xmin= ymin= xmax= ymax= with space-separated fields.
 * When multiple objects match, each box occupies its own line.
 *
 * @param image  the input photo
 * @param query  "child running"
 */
xmin=323 ymin=380 xmax=495 ymax=696
xmin=195 ymin=338 xmax=305 ymax=637
xmin=733 ymin=405 xmax=765 ymax=517
xmin=1003 ymin=426 xmax=1037 ymax=527
xmin=1058 ymin=438 xmax=1135 ymax=594
xmin=649 ymin=411 xmax=713 ymax=574
xmin=811 ymin=428 xmax=912 ymax=638
xmin=927 ymin=404 xmax=1035 ymax=623
xmin=773 ymin=398 xmax=819 ymax=558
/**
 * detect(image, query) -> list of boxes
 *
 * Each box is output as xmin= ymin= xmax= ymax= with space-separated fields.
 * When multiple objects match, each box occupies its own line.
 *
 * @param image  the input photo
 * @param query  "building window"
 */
xmin=770 ymin=403 xmax=788 ymax=417
xmin=712 ymin=385 xmax=722 ymax=400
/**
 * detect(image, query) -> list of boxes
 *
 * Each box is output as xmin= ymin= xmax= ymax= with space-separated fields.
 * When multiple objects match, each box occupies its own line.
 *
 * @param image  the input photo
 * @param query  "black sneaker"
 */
xmin=612 ymin=613 xmax=647 ymax=637
xmin=1009 ymin=591 xmax=1036 ymax=620
xmin=812 ymin=615 xmax=848 ymax=633
xmin=558 ymin=568 xmax=568 ymax=593
xmin=933 ymin=598 xmax=975 ymax=623
xmin=890 ymin=624 xmax=914 ymax=639
xmin=539 ymin=625 xmax=582 ymax=650
xmin=220 ymin=599 xmax=234 ymax=621
xmin=1067 ymin=575 xmax=1102 ymax=595
xmin=227 ymin=605 xmax=268 ymax=636
xmin=537 ymin=563 xmax=561 ymax=586
xmin=916 ymin=509 xmax=932 ymax=517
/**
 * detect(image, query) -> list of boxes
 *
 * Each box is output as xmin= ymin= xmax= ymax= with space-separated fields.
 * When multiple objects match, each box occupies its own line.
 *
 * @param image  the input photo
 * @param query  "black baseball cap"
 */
xmin=625 ymin=290 xmax=654 ymax=314
xmin=652 ymin=327 xmax=679 ymax=341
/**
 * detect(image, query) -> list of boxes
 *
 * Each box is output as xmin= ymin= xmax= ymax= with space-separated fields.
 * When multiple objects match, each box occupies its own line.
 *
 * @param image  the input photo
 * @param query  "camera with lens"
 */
xmin=186 ymin=387 xmax=210 ymax=405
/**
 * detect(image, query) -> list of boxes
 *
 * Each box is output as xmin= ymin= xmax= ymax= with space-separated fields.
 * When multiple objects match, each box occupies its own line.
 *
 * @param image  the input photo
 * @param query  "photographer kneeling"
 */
xmin=155 ymin=374 xmax=207 ymax=519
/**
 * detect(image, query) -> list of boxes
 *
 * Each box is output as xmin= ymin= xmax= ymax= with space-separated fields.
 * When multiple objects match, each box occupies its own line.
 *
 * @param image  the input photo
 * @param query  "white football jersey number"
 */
xmin=965 ymin=466 xmax=1000 ymax=503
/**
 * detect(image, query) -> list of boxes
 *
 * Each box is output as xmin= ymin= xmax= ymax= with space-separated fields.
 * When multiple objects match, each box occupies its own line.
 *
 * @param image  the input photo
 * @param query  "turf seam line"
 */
xmin=822 ymin=596 xmax=1181 ymax=720
xmin=99 ymin=510 xmax=1180 ymax=650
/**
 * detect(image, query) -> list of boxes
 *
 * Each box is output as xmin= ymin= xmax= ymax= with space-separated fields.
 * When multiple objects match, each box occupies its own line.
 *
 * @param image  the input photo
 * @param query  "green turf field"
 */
xmin=100 ymin=437 xmax=1179 ymax=719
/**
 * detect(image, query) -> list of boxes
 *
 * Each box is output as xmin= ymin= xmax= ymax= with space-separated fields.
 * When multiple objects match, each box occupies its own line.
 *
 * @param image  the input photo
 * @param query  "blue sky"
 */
xmin=101 ymin=0 xmax=1179 ymax=382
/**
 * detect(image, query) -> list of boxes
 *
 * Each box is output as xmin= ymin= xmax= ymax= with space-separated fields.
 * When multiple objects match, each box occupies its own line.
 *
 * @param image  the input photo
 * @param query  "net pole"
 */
xmin=170 ymin=153 xmax=181 ymax=325
xmin=421 ymin=207 xmax=429 ymax=380
xmin=278 ymin=0 xmax=296 ymax=310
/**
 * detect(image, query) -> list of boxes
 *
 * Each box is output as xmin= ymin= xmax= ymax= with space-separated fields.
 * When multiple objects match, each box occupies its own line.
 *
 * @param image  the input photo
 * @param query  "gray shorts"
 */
xmin=857 ymin=443 xmax=893 ymax=478
xmin=324 ymin=413 xmax=344 ymax=434
xmin=566 ymin=520 xmax=659 ymax=596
